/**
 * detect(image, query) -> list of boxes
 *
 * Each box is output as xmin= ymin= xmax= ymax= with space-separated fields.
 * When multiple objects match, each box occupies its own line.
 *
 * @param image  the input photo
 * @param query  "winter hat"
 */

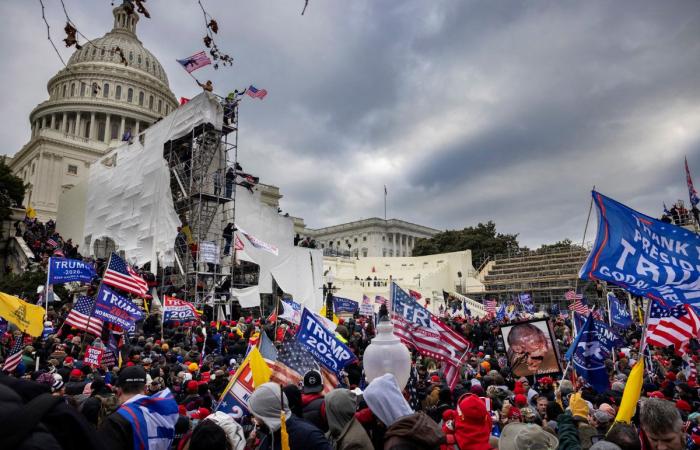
xmin=677 ymin=400 xmax=692 ymax=413
xmin=52 ymin=374 xmax=65 ymax=393
xmin=569 ymin=392 xmax=589 ymax=420
xmin=454 ymin=394 xmax=492 ymax=450
xmin=69 ymin=368 xmax=82 ymax=379
xmin=514 ymin=394 xmax=528 ymax=408
xmin=188 ymin=362 xmax=199 ymax=372
xmin=470 ymin=384 xmax=485 ymax=396
xmin=363 ymin=373 xmax=414 ymax=427
xmin=186 ymin=380 xmax=198 ymax=394
xmin=499 ymin=423 xmax=559 ymax=450
xmin=513 ymin=382 xmax=525 ymax=395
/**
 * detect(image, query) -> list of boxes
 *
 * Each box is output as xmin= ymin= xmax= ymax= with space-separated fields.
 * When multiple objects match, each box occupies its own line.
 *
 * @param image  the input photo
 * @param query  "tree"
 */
xmin=0 ymin=270 xmax=67 ymax=303
xmin=0 ymin=157 xmax=26 ymax=221
xmin=534 ymin=238 xmax=583 ymax=254
xmin=412 ymin=221 xmax=519 ymax=264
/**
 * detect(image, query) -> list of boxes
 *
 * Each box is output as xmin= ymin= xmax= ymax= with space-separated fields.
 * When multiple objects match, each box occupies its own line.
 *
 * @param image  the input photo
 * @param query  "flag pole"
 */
xmin=45 ymin=257 xmax=51 ymax=318
xmin=384 ymin=185 xmax=387 ymax=221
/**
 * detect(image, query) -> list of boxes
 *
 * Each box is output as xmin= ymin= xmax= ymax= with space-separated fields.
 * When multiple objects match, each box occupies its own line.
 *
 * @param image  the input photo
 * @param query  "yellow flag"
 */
xmin=248 ymin=347 xmax=272 ymax=388
xmin=26 ymin=206 xmax=36 ymax=219
xmin=318 ymin=306 xmax=339 ymax=324
xmin=280 ymin=411 xmax=291 ymax=450
xmin=0 ymin=292 xmax=45 ymax=337
xmin=615 ymin=358 xmax=644 ymax=423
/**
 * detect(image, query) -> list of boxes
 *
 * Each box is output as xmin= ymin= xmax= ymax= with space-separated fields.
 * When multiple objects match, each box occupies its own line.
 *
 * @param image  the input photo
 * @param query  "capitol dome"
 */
xmin=27 ymin=1 xmax=178 ymax=146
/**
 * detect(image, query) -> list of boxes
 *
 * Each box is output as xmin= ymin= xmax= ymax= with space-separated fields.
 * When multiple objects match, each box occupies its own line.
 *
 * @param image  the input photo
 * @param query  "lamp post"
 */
xmin=363 ymin=317 xmax=411 ymax=389
xmin=323 ymin=271 xmax=335 ymax=320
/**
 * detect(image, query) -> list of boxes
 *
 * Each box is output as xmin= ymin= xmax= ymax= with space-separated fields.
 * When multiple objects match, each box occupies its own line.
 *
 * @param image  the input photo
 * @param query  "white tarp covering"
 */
xmin=231 ymin=285 xmax=261 ymax=308
xmin=233 ymin=189 xmax=324 ymax=311
xmin=83 ymin=93 xmax=223 ymax=265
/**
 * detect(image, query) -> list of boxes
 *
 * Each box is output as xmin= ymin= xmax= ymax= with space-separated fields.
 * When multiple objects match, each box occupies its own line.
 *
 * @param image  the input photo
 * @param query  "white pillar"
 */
xmin=89 ymin=112 xmax=96 ymax=140
xmin=75 ymin=112 xmax=81 ymax=136
xmin=41 ymin=116 xmax=47 ymax=129
xmin=104 ymin=114 xmax=111 ymax=143
xmin=62 ymin=113 xmax=68 ymax=133
xmin=50 ymin=114 xmax=56 ymax=129
xmin=119 ymin=116 xmax=125 ymax=139
xmin=134 ymin=120 xmax=140 ymax=136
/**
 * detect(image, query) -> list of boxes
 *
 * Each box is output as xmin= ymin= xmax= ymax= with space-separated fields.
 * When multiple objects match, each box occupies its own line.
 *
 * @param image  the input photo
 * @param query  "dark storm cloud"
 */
xmin=2 ymin=1 xmax=700 ymax=248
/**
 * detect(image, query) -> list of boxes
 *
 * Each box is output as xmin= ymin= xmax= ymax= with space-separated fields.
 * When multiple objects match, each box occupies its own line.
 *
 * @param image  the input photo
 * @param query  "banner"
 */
xmin=519 ymin=293 xmax=535 ymax=313
xmin=84 ymin=345 xmax=104 ymax=367
xmin=296 ymin=308 xmax=357 ymax=373
xmin=332 ymin=296 xmax=359 ymax=314
xmin=501 ymin=319 xmax=561 ymax=377
xmin=359 ymin=295 xmax=374 ymax=317
xmin=569 ymin=314 xmax=610 ymax=392
xmin=47 ymin=257 xmax=97 ymax=284
xmin=609 ymin=293 xmax=632 ymax=328
xmin=580 ymin=191 xmax=700 ymax=306
xmin=235 ymin=225 xmax=279 ymax=256
xmin=199 ymin=241 xmax=220 ymax=264
xmin=0 ymin=292 xmax=45 ymax=337
xmin=163 ymin=296 xmax=200 ymax=322
xmin=94 ymin=285 xmax=144 ymax=331
xmin=279 ymin=297 xmax=302 ymax=324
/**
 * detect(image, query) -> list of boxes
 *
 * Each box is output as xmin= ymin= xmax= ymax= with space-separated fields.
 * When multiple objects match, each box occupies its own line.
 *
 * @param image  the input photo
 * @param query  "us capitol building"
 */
xmin=8 ymin=2 xmax=177 ymax=220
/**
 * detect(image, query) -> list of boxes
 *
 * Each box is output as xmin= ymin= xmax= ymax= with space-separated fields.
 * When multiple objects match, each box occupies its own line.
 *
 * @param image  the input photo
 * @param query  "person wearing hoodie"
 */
xmin=324 ymin=388 xmax=373 ymax=450
xmin=363 ymin=373 xmax=445 ymax=450
xmin=453 ymin=394 xmax=496 ymax=450
xmin=248 ymin=382 xmax=332 ymax=450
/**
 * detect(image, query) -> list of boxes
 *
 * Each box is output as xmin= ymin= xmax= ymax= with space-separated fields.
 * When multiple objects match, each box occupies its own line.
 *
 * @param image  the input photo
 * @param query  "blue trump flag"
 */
xmin=332 ymin=296 xmax=359 ymax=314
xmin=496 ymin=304 xmax=506 ymax=321
xmin=519 ymin=293 xmax=535 ymax=313
xmin=580 ymin=191 xmax=700 ymax=306
xmin=609 ymin=293 xmax=632 ymax=328
xmin=569 ymin=314 xmax=611 ymax=392
xmin=48 ymin=257 xmax=97 ymax=284
xmin=296 ymin=307 xmax=357 ymax=374
xmin=94 ymin=284 xmax=144 ymax=331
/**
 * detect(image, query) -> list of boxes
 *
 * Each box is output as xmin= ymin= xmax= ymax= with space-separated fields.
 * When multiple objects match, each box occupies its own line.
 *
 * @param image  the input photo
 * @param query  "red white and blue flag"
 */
xmin=685 ymin=157 xmax=699 ymax=207
xmin=46 ymin=238 xmax=59 ymax=248
xmin=65 ymin=296 xmax=104 ymax=336
xmin=177 ymin=51 xmax=212 ymax=73
xmin=246 ymin=85 xmax=267 ymax=100
xmin=103 ymin=252 xmax=148 ymax=296
xmin=646 ymin=300 xmax=700 ymax=350
xmin=484 ymin=299 xmax=497 ymax=316
xmin=2 ymin=334 xmax=24 ymax=373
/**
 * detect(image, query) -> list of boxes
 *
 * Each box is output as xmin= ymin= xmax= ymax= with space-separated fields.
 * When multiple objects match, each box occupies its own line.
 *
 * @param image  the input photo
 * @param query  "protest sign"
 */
xmin=84 ymin=346 xmax=104 ymax=367
xmin=94 ymin=285 xmax=144 ymax=331
xmin=48 ymin=257 xmax=97 ymax=284
xmin=296 ymin=308 xmax=356 ymax=373
xmin=501 ymin=319 xmax=561 ymax=377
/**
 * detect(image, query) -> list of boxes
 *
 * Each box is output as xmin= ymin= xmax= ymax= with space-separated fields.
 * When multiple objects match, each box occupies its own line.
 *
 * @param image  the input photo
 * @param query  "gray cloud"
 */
xmin=2 ymin=0 xmax=700 ymax=249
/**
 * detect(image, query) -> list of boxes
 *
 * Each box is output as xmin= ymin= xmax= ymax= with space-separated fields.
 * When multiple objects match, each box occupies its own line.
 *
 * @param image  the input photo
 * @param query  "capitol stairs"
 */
xmin=468 ymin=246 xmax=594 ymax=308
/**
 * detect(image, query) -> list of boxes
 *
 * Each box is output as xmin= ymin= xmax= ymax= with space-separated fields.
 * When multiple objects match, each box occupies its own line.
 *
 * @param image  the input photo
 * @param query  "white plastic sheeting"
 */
xmin=231 ymin=285 xmax=261 ymax=308
xmin=83 ymin=93 xmax=223 ymax=265
xmin=233 ymin=189 xmax=324 ymax=312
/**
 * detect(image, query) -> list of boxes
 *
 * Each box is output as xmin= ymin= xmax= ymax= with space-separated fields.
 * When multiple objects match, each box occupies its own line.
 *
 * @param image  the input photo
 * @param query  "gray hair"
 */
xmin=640 ymin=399 xmax=682 ymax=435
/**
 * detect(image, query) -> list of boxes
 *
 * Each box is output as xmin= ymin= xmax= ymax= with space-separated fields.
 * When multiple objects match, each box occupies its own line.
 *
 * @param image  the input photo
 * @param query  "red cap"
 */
xmin=64 ymin=356 xmax=74 ymax=364
xmin=67 ymin=334 xmax=74 ymax=340
xmin=191 ymin=407 xmax=210 ymax=420
xmin=514 ymin=394 xmax=527 ymax=407
xmin=186 ymin=380 xmax=198 ymax=394
xmin=70 ymin=368 xmax=82 ymax=378
xmin=648 ymin=391 xmax=665 ymax=399
xmin=431 ymin=375 xmax=441 ymax=383
xmin=126 ymin=361 xmax=135 ymax=367
xmin=666 ymin=372 xmax=677 ymax=381
xmin=677 ymin=400 xmax=692 ymax=412
xmin=178 ymin=405 xmax=187 ymax=416
xmin=228 ymin=333 xmax=235 ymax=338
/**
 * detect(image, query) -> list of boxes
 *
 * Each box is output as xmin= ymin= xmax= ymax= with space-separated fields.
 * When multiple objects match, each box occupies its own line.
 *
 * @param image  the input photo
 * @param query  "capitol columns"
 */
xmin=50 ymin=114 xmax=56 ymax=130
xmin=119 ymin=116 xmax=125 ymax=140
xmin=89 ymin=112 xmax=96 ymax=140
xmin=104 ymin=114 xmax=111 ymax=143
xmin=134 ymin=120 xmax=140 ymax=136
xmin=61 ymin=112 xmax=68 ymax=133
xmin=75 ymin=112 xmax=82 ymax=136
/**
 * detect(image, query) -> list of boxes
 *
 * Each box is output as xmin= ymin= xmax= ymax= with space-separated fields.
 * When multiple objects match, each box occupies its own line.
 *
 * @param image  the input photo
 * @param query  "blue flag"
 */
xmin=48 ymin=257 xmax=97 ymax=284
xmin=94 ymin=284 xmax=144 ymax=331
xmin=296 ymin=308 xmax=357 ymax=374
xmin=496 ymin=304 xmax=506 ymax=321
xmin=569 ymin=314 xmax=610 ymax=392
xmin=609 ymin=293 xmax=632 ymax=328
xmin=519 ymin=293 xmax=535 ymax=313
xmin=116 ymin=389 xmax=178 ymax=450
xmin=550 ymin=304 xmax=560 ymax=317
xmin=463 ymin=301 xmax=471 ymax=317
xmin=580 ymin=191 xmax=700 ymax=306
xmin=332 ymin=296 xmax=359 ymax=314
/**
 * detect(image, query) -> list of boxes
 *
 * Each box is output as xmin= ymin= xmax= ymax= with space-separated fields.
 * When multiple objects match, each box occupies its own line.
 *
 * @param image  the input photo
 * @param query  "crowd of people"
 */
xmin=1 ymin=282 xmax=698 ymax=450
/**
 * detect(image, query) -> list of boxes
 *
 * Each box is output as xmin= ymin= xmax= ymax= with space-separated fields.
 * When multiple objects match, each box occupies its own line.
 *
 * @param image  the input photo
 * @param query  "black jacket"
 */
xmin=98 ymin=410 xmax=133 ymax=450
xmin=257 ymin=416 xmax=332 ymax=450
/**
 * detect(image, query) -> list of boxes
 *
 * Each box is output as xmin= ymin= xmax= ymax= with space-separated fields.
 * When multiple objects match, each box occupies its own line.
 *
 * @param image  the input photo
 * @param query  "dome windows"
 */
xmin=137 ymin=54 xmax=142 ymax=65
xmin=127 ymin=88 xmax=133 ymax=102
xmin=103 ymin=83 xmax=109 ymax=98
xmin=148 ymin=95 xmax=154 ymax=110
xmin=158 ymin=99 xmax=162 ymax=113
xmin=116 ymin=85 xmax=122 ymax=100
xmin=138 ymin=91 xmax=144 ymax=106
xmin=70 ymin=83 xmax=76 ymax=96
xmin=80 ymin=82 xmax=86 ymax=97
xmin=129 ymin=51 xmax=133 ymax=62
xmin=62 ymin=84 xmax=67 ymax=98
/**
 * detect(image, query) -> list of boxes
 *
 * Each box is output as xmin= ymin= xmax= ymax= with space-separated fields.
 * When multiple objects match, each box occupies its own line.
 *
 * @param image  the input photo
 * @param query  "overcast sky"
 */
xmin=2 ymin=1 xmax=699 ymax=248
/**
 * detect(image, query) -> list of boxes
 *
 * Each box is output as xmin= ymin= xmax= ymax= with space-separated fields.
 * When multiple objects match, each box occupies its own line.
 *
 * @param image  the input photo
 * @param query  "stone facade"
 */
xmin=300 ymin=218 xmax=440 ymax=258
xmin=9 ymin=3 xmax=177 ymax=221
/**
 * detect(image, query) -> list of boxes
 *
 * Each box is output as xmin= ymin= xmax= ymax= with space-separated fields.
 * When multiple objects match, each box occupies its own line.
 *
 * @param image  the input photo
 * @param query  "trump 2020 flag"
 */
xmin=296 ymin=308 xmax=357 ymax=374
xmin=569 ymin=314 xmax=610 ymax=392
xmin=519 ymin=293 xmax=535 ymax=313
xmin=609 ymin=293 xmax=632 ymax=328
xmin=48 ymin=257 xmax=97 ymax=284
xmin=94 ymin=284 xmax=144 ymax=331
xmin=579 ymin=191 xmax=700 ymax=306
xmin=162 ymin=296 xmax=200 ymax=322
xmin=332 ymin=296 xmax=359 ymax=314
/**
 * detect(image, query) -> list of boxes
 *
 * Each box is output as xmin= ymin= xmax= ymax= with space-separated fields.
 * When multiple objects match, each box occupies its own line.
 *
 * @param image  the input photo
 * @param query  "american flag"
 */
xmin=65 ymin=296 xmax=104 ymax=336
xmin=103 ymin=253 xmax=148 ymax=296
xmin=176 ymin=51 xmax=212 ymax=73
xmin=259 ymin=334 xmax=337 ymax=394
xmin=565 ymin=290 xmax=583 ymax=301
xmin=569 ymin=297 xmax=590 ymax=316
xmin=2 ymin=334 xmax=24 ymax=373
xmin=234 ymin=235 xmax=245 ymax=251
xmin=246 ymin=85 xmax=267 ymax=100
xmin=646 ymin=300 xmax=700 ymax=349
xmin=484 ymin=299 xmax=497 ymax=316
xmin=46 ymin=238 xmax=59 ymax=248
xmin=375 ymin=295 xmax=388 ymax=305
xmin=406 ymin=365 xmax=420 ymax=410
xmin=392 ymin=284 xmax=469 ymax=390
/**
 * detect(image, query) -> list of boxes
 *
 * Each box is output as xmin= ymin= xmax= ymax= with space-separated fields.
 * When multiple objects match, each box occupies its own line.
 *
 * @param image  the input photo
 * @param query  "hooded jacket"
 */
xmin=453 ymin=394 xmax=493 ymax=450
xmin=249 ymin=382 xmax=332 ymax=450
xmin=363 ymin=374 xmax=413 ymax=427
xmin=384 ymin=412 xmax=445 ymax=450
xmin=325 ymin=389 xmax=373 ymax=450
